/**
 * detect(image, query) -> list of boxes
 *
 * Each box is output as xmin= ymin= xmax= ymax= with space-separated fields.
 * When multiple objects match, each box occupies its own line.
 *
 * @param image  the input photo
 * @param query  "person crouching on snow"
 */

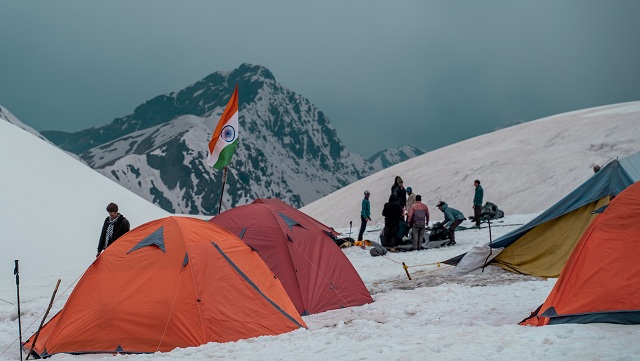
xmin=436 ymin=201 xmax=465 ymax=246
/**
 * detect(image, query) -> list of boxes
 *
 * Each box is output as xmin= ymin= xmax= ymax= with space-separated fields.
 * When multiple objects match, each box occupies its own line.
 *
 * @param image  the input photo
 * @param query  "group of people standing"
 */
xmin=358 ymin=176 xmax=484 ymax=252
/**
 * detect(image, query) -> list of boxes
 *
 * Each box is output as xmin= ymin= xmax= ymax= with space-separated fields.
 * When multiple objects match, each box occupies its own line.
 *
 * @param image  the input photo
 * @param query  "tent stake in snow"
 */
xmin=217 ymin=166 xmax=229 ymax=215
xmin=14 ymin=260 xmax=23 ymax=361
xmin=402 ymin=262 xmax=412 ymax=280
xmin=26 ymin=279 xmax=61 ymax=360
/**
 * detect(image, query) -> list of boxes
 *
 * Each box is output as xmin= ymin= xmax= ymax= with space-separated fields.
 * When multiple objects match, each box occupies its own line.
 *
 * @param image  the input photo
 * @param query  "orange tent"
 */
xmin=521 ymin=181 xmax=640 ymax=326
xmin=23 ymin=217 xmax=305 ymax=357
xmin=210 ymin=199 xmax=372 ymax=315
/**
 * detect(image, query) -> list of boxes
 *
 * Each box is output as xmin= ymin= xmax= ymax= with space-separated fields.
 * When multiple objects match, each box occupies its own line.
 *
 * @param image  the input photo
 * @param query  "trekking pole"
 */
xmin=26 ymin=279 xmax=61 ymax=360
xmin=481 ymin=218 xmax=493 ymax=272
xmin=348 ymin=221 xmax=352 ymax=238
xmin=14 ymin=260 xmax=23 ymax=361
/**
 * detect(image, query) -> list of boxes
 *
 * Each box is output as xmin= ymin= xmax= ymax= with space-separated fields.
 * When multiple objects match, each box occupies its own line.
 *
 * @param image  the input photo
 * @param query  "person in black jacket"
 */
xmin=96 ymin=202 xmax=131 ymax=257
xmin=381 ymin=194 xmax=403 ymax=249
xmin=390 ymin=176 xmax=407 ymax=211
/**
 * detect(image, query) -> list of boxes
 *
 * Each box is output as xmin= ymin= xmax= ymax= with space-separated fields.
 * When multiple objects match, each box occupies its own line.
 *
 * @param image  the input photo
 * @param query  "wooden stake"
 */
xmin=26 ymin=279 xmax=61 ymax=360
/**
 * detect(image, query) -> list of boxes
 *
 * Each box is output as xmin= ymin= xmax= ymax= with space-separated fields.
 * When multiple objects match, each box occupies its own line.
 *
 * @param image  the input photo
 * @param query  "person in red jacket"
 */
xmin=407 ymin=195 xmax=430 ymax=250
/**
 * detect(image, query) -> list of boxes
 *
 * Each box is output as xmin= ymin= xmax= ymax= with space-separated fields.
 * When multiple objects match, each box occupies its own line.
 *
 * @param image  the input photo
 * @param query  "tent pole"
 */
xmin=217 ymin=166 xmax=228 ymax=215
xmin=26 ymin=279 xmax=61 ymax=360
xmin=481 ymin=219 xmax=493 ymax=272
xmin=14 ymin=260 xmax=23 ymax=361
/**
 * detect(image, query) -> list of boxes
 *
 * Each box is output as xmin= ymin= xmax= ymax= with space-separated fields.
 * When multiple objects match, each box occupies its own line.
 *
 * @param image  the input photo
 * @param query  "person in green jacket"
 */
xmin=358 ymin=190 xmax=371 ymax=243
xmin=473 ymin=180 xmax=484 ymax=227
xmin=436 ymin=201 xmax=465 ymax=246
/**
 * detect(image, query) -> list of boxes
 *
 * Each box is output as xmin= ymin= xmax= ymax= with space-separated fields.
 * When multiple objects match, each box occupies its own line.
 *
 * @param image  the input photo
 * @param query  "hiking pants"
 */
xmin=382 ymin=223 xmax=399 ymax=248
xmin=448 ymin=219 xmax=463 ymax=242
xmin=358 ymin=215 xmax=368 ymax=241
xmin=412 ymin=221 xmax=425 ymax=250
xmin=473 ymin=205 xmax=482 ymax=226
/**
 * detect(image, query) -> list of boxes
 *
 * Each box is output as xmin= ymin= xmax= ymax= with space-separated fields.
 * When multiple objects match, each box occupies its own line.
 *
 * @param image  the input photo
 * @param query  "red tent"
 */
xmin=521 ymin=181 xmax=640 ymax=326
xmin=210 ymin=199 xmax=372 ymax=315
xmin=23 ymin=217 xmax=305 ymax=357
xmin=253 ymin=198 xmax=341 ymax=238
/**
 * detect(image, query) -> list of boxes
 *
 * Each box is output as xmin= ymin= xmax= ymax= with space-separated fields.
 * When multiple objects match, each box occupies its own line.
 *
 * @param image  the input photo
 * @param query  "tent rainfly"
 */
xmin=23 ymin=217 xmax=306 ymax=357
xmin=520 ymin=180 xmax=640 ymax=325
xmin=210 ymin=198 xmax=372 ymax=315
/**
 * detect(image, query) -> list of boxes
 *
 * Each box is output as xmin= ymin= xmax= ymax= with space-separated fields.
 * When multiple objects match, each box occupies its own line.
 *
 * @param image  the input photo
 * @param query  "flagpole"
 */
xmin=217 ymin=166 xmax=228 ymax=215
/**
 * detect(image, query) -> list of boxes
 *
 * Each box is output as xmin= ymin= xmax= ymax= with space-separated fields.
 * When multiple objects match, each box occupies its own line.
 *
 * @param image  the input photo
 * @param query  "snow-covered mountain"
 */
xmin=40 ymin=64 xmax=385 ymax=214
xmin=368 ymin=145 xmax=424 ymax=170
xmin=1 ymin=105 xmax=50 ymax=143
xmin=302 ymin=101 xmax=640 ymax=228
xmin=0 ymin=106 xmax=85 ymax=163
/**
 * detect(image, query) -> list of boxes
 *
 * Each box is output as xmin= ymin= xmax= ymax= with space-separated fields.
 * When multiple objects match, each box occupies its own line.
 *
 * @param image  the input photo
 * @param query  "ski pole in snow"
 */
xmin=348 ymin=221 xmax=352 ymax=238
xmin=14 ymin=260 xmax=23 ymax=361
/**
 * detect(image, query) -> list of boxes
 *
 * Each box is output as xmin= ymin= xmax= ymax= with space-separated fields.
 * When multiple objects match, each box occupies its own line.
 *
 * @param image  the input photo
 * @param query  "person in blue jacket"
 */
xmin=436 ymin=201 xmax=465 ymax=246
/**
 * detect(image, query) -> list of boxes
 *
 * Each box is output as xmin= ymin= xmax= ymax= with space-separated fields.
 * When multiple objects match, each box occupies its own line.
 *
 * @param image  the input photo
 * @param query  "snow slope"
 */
xmin=0 ymin=121 xmax=169 ymax=286
xmin=302 ymin=101 xmax=640 ymax=228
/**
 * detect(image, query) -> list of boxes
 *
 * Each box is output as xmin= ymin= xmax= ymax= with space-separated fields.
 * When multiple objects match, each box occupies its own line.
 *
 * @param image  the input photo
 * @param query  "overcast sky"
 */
xmin=2 ymin=1 xmax=640 ymax=156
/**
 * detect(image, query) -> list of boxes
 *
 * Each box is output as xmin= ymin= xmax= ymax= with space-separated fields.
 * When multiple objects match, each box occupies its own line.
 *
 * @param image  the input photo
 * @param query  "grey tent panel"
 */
xmin=127 ymin=226 xmax=166 ymax=254
xmin=277 ymin=212 xmax=301 ymax=230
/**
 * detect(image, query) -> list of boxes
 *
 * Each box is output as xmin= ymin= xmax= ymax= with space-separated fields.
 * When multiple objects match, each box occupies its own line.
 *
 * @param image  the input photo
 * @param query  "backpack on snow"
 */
xmin=428 ymin=222 xmax=449 ymax=241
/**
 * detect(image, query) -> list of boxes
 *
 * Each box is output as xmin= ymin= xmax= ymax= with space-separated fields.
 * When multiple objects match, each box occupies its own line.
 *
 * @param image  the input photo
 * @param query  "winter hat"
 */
xmin=364 ymin=190 xmax=370 ymax=195
xmin=406 ymin=187 xmax=412 ymax=193
xmin=106 ymin=202 xmax=118 ymax=213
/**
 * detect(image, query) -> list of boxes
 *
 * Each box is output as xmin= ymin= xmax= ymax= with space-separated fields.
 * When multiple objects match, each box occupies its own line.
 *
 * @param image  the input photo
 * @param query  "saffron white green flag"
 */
xmin=207 ymin=85 xmax=239 ymax=170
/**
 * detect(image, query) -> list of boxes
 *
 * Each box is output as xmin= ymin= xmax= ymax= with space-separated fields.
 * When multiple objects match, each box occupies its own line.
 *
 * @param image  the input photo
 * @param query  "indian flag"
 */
xmin=207 ymin=85 xmax=239 ymax=170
